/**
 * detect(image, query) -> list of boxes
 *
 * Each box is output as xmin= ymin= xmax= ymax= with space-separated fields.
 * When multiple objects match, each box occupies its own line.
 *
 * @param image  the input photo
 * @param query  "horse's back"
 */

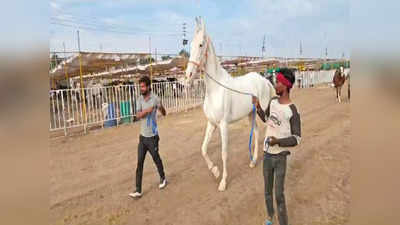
xmin=230 ymin=72 xmax=273 ymax=109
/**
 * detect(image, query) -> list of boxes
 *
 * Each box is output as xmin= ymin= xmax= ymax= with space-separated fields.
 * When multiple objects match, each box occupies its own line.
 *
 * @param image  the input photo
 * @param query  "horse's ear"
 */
xmin=195 ymin=17 xmax=201 ymax=33
xmin=200 ymin=17 xmax=205 ymax=31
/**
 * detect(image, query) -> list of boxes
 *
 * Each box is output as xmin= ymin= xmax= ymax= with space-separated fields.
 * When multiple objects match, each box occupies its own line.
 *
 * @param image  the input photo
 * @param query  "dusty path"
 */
xmin=50 ymin=83 xmax=350 ymax=225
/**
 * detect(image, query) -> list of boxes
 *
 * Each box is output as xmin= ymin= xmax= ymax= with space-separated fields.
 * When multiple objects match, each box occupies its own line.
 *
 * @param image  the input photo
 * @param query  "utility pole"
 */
xmin=182 ymin=22 xmax=188 ymax=54
xmin=262 ymin=35 xmax=266 ymax=58
xmin=77 ymin=30 xmax=87 ymax=133
xmin=325 ymin=47 xmax=328 ymax=60
xmin=239 ymin=42 xmax=242 ymax=57
xmin=77 ymin=30 xmax=81 ymax=52
xmin=63 ymin=42 xmax=69 ymax=88
xmin=149 ymin=35 xmax=153 ymax=83
xmin=155 ymin=48 xmax=157 ymax=64
xmin=299 ymin=40 xmax=303 ymax=57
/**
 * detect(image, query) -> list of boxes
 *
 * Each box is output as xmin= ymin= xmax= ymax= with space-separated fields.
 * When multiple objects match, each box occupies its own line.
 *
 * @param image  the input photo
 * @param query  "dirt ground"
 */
xmin=50 ymin=83 xmax=350 ymax=225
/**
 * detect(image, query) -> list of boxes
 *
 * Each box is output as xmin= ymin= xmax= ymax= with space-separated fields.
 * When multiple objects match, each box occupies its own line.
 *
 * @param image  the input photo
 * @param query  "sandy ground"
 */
xmin=50 ymin=83 xmax=350 ymax=225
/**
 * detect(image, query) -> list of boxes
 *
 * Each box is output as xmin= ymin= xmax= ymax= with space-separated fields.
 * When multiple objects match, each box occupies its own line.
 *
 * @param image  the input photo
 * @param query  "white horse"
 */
xmin=185 ymin=17 xmax=275 ymax=191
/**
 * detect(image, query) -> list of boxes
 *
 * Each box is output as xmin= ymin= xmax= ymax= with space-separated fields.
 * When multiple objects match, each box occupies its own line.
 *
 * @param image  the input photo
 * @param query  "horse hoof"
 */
xmin=218 ymin=181 xmax=226 ymax=191
xmin=211 ymin=166 xmax=220 ymax=179
xmin=249 ymin=160 xmax=256 ymax=168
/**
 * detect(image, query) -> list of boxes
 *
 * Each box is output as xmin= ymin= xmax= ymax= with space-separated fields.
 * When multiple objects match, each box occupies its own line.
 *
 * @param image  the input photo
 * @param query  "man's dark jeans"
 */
xmin=263 ymin=152 xmax=289 ymax=225
xmin=135 ymin=135 xmax=165 ymax=193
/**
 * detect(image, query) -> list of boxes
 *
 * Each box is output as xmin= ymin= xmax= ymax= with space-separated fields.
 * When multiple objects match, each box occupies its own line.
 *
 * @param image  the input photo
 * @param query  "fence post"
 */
xmin=61 ymin=90 xmax=67 ymax=136
xmin=177 ymin=81 xmax=180 ymax=112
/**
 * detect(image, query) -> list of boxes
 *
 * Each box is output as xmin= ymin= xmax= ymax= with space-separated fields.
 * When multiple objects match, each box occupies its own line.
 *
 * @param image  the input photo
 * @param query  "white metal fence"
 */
xmin=49 ymin=69 xmax=348 ymax=136
xmin=49 ymin=80 xmax=205 ymax=135
xmin=294 ymin=69 xmax=350 ymax=88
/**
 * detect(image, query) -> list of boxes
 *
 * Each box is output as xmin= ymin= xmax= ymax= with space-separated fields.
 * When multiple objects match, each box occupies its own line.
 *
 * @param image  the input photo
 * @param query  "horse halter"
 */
xmin=187 ymin=36 xmax=209 ymax=77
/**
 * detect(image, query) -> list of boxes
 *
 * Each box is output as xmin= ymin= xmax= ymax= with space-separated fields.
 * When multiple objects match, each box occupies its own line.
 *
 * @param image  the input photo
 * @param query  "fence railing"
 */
xmin=49 ymin=80 xmax=205 ymax=135
xmin=50 ymin=69 xmax=348 ymax=136
xmin=294 ymin=69 xmax=350 ymax=88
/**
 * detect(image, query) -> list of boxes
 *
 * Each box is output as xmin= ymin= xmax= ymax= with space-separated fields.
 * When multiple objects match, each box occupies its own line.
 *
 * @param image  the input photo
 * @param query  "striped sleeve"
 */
xmin=256 ymin=96 xmax=278 ymax=123
xmin=278 ymin=104 xmax=301 ymax=147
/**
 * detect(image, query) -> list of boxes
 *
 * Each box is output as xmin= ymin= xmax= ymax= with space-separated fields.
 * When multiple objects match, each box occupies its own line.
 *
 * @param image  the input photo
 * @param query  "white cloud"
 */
xmin=100 ymin=17 xmax=119 ymax=26
xmin=50 ymin=0 xmax=350 ymax=57
xmin=50 ymin=1 xmax=61 ymax=10
xmin=253 ymin=0 xmax=318 ymax=23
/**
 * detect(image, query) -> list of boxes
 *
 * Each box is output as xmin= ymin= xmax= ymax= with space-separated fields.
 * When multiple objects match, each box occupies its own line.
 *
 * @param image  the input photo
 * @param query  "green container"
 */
xmin=322 ymin=63 xmax=331 ymax=70
xmin=267 ymin=67 xmax=280 ymax=74
xmin=120 ymin=101 xmax=131 ymax=124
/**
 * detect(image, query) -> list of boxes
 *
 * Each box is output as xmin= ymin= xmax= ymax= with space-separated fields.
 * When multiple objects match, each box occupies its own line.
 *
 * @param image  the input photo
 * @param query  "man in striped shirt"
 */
xmin=253 ymin=68 xmax=301 ymax=225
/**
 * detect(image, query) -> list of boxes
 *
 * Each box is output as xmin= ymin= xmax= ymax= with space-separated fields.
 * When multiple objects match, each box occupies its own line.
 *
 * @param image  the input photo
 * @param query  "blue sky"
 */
xmin=49 ymin=0 xmax=351 ymax=58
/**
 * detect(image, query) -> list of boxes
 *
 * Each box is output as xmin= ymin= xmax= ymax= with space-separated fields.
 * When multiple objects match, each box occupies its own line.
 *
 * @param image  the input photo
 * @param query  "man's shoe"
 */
xmin=159 ymin=178 xmax=167 ymax=189
xmin=129 ymin=191 xmax=142 ymax=198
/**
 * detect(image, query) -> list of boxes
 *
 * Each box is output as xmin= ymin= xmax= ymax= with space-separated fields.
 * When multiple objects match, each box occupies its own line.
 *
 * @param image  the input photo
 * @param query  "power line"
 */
xmin=50 ymin=9 xmax=194 ymax=35
xmin=50 ymin=21 xmax=181 ymax=38
xmin=50 ymin=16 xmax=183 ymax=35
xmin=51 ymin=18 xmax=181 ymax=36
xmin=51 ymin=7 xmax=188 ymax=28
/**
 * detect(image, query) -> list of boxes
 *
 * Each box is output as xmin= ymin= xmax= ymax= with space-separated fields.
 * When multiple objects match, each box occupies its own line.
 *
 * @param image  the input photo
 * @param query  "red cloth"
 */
xmin=276 ymin=73 xmax=293 ymax=88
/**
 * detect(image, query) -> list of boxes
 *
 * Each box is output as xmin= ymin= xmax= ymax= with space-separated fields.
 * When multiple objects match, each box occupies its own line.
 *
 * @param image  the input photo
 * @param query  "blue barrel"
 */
xmin=104 ymin=103 xmax=117 ymax=127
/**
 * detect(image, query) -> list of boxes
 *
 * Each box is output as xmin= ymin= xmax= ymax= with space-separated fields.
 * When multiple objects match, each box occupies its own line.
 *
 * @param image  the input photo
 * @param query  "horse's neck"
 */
xmin=203 ymin=37 xmax=230 ymax=96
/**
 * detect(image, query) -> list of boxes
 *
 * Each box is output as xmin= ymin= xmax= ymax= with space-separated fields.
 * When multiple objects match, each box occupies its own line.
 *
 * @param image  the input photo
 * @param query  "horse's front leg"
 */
xmin=202 ymin=121 xmax=219 ymax=178
xmin=218 ymin=121 xmax=229 ymax=191
xmin=336 ymin=87 xmax=339 ymax=102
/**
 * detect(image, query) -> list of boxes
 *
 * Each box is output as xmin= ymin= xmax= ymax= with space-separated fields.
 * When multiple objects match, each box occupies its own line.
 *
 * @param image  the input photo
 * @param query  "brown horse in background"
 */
xmin=347 ymin=72 xmax=350 ymax=101
xmin=333 ymin=66 xmax=346 ymax=103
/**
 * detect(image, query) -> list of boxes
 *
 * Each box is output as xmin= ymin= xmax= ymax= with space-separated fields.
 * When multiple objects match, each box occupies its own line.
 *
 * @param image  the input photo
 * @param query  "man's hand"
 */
xmin=158 ymin=104 xmax=166 ymax=116
xmin=252 ymin=96 xmax=260 ymax=108
xmin=137 ymin=107 xmax=154 ymax=119
xmin=144 ymin=107 xmax=154 ymax=114
xmin=269 ymin=136 xmax=279 ymax=146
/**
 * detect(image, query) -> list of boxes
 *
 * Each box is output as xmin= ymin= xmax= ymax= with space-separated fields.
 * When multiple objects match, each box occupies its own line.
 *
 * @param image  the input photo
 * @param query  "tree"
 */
xmin=139 ymin=57 xmax=155 ymax=65
xmin=50 ymin=54 xmax=63 ymax=70
xmin=179 ymin=49 xmax=189 ymax=58
xmin=161 ymin=55 xmax=172 ymax=61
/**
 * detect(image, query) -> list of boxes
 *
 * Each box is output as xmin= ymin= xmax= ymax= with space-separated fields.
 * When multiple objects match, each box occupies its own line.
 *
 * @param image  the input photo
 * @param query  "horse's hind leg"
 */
xmin=348 ymin=82 xmax=350 ymax=101
xmin=202 ymin=121 xmax=219 ymax=179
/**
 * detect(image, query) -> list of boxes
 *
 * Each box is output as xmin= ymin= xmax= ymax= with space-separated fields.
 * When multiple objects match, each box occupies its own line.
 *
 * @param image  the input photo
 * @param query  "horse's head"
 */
xmin=185 ymin=17 xmax=207 ymax=84
xmin=340 ymin=66 xmax=344 ymax=74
